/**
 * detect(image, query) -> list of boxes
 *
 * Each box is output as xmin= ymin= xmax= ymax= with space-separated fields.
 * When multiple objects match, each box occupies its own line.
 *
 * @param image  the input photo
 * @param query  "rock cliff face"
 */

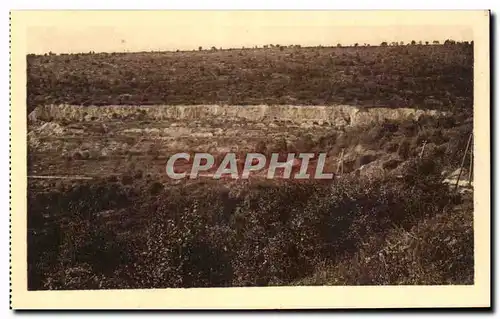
xmin=28 ymin=104 xmax=447 ymax=127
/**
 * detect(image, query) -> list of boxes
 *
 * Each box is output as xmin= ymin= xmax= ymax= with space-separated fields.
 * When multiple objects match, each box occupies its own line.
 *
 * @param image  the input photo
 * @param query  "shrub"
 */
xmin=382 ymin=158 xmax=402 ymax=170
xmin=397 ymin=139 xmax=411 ymax=159
xmin=148 ymin=181 xmax=164 ymax=195
xmin=356 ymin=153 xmax=377 ymax=168
xmin=121 ymin=175 xmax=134 ymax=185
xmin=28 ymin=156 xmax=460 ymax=289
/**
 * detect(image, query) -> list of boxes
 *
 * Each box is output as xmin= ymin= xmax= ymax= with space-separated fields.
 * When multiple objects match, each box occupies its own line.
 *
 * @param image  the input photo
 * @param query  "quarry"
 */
xmin=29 ymin=104 xmax=446 ymax=127
xmin=27 ymin=103 xmax=448 ymax=182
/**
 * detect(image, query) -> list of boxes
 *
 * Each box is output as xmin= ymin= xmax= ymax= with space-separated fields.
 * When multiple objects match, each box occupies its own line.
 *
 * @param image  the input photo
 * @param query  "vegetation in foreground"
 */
xmin=28 ymin=161 xmax=471 ymax=289
xmin=27 ymin=115 xmax=474 ymax=290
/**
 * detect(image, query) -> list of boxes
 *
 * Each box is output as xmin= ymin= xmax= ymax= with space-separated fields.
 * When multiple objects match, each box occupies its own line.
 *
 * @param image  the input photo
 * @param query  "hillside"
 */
xmin=27 ymin=44 xmax=473 ymax=113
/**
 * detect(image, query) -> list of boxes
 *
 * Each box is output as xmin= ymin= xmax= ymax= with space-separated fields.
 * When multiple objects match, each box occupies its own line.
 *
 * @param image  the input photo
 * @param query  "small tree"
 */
xmin=337 ymin=43 xmax=342 ymax=47
xmin=354 ymin=43 xmax=359 ymax=47
xmin=425 ymin=41 xmax=429 ymax=45
xmin=380 ymin=42 xmax=388 ymax=46
xmin=433 ymin=40 xmax=440 ymax=44
xmin=198 ymin=46 xmax=203 ymax=51
xmin=411 ymin=40 xmax=416 ymax=45
xmin=400 ymin=41 xmax=405 ymax=46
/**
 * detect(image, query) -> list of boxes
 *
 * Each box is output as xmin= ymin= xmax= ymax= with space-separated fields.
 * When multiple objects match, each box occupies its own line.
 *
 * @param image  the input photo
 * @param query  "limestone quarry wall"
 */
xmin=28 ymin=104 xmax=447 ymax=127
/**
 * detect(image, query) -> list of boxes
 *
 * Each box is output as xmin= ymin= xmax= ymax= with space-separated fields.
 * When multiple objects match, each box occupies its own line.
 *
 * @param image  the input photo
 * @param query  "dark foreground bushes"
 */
xmin=296 ymin=194 xmax=474 ymax=285
xmin=27 ymin=159 xmax=467 ymax=290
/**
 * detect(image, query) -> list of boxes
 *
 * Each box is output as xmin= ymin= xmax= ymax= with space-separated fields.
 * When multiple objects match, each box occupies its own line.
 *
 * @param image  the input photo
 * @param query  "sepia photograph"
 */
xmin=10 ymin=10 xmax=490 ymax=309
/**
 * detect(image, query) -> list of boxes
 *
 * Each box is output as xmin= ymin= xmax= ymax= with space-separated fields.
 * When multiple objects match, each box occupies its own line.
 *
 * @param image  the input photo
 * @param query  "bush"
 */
xmin=297 ymin=195 xmax=473 ymax=285
xmin=397 ymin=139 xmax=411 ymax=159
xmin=28 ymin=157 xmax=460 ymax=289
xmin=121 ymin=175 xmax=134 ymax=185
xmin=356 ymin=153 xmax=377 ymax=168
xmin=148 ymin=181 xmax=164 ymax=195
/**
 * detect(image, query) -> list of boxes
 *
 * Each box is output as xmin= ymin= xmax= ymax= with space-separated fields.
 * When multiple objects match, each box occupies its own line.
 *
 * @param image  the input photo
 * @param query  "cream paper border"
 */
xmin=10 ymin=10 xmax=490 ymax=309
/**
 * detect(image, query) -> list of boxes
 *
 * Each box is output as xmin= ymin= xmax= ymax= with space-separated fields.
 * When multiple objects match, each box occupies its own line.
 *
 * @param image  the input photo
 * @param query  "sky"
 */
xmin=24 ymin=11 xmax=475 ymax=54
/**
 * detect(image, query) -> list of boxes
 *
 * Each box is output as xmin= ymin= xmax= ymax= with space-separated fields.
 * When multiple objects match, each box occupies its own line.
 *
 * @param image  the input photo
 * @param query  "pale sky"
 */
xmin=24 ymin=11 xmax=475 ymax=54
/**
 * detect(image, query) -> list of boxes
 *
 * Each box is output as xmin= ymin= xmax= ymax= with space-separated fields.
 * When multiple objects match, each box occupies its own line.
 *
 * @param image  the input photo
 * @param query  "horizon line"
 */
xmin=27 ymin=38 xmax=472 ymax=55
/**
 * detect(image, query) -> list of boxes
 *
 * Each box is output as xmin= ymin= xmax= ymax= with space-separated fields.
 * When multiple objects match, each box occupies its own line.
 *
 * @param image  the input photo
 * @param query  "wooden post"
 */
xmin=337 ymin=148 xmax=344 ymax=175
xmin=341 ymin=148 xmax=344 ymax=175
xmin=455 ymin=133 xmax=472 ymax=191
xmin=419 ymin=140 xmax=427 ymax=159
xmin=468 ymin=137 xmax=473 ymax=186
